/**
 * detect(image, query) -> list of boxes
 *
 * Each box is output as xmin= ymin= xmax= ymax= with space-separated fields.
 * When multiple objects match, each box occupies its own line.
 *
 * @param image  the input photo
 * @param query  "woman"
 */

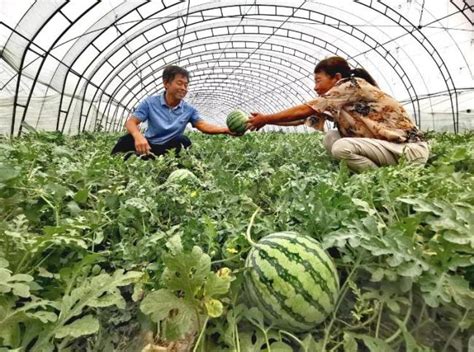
xmin=247 ymin=56 xmax=429 ymax=172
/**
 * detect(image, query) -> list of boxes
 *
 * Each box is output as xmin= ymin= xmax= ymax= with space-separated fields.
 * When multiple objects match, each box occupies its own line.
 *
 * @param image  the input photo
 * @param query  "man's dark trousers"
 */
xmin=111 ymin=134 xmax=191 ymax=160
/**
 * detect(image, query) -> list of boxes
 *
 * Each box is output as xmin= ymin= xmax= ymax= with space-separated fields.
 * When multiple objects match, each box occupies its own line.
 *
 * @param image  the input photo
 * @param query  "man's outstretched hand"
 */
xmin=223 ymin=127 xmax=243 ymax=137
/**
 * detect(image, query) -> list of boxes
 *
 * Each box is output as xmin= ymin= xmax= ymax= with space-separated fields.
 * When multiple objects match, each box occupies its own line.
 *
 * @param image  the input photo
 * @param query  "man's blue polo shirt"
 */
xmin=132 ymin=93 xmax=202 ymax=144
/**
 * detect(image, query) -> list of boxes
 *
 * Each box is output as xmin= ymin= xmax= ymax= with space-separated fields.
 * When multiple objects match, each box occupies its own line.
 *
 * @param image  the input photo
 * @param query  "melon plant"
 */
xmin=226 ymin=110 xmax=248 ymax=135
xmin=244 ymin=213 xmax=339 ymax=332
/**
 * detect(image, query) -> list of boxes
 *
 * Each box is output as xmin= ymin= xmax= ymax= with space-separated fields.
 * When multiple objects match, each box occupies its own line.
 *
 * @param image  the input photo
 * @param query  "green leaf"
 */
xmin=397 ymin=198 xmax=442 ymax=215
xmin=238 ymin=331 xmax=265 ymax=352
xmin=0 ymin=258 xmax=8 ymax=268
xmin=162 ymin=245 xmax=211 ymax=298
xmin=267 ymin=341 xmax=293 ymax=352
xmin=141 ymin=289 xmax=190 ymax=322
xmin=350 ymin=333 xmax=394 ymax=352
xmin=140 ymin=289 xmax=196 ymax=340
xmin=443 ymin=230 xmax=473 ymax=245
xmin=44 ymin=182 xmax=68 ymax=200
xmin=12 ymin=283 xmax=31 ymax=298
xmin=73 ymin=188 xmax=89 ymax=204
xmin=0 ymin=164 xmax=20 ymax=182
xmin=370 ymin=268 xmax=385 ymax=282
xmin=352 ymin=198 xmax=377 ymax=216
xmin=9 ymin=274 xmax=33 ymax=282
xmin=0 ymin=269 xmax=33 ymax=298
xmin=392 ymin=316 xmax=433 ymax=352
xmin=204 ymin=271 xmax=232 ymax=298
xmin=300 ymin=334 xmax=323 ymax=352
xmin=397 ymin=261 xmax=424 ymax=278
xmin=203 ymin=215 xmax=218 ymax=242
xmin=166 ymin=234 xmax=183 ymax=254
xmin=88 ymin=288 xmax=125 ymax=309
xmin=29 ymin=269 xmax=143 ymax=349
xmin=55 ymin=315 xmax=99 ymax=339
xmin=420 ymin=272 xmax=474 ymax=309
xmin=245 ymin=307 xmax=266 ymax=330
xmin=52 ymin=145 xmax=74 ymax=158
xmin=66 ymin=201 xmax=81 ymax=216
xmin=448 ymin=276 xmax=474 ymax=309
xmin=343 ymin=332 xmax=358 ymax=352
xmin=25 ymin=311 xmax=58 ymax=323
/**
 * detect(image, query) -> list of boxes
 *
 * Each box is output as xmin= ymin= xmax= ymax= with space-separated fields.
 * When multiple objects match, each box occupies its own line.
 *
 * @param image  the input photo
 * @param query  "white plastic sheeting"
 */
xmin=0 ymin=0 xmax=472 ymax=135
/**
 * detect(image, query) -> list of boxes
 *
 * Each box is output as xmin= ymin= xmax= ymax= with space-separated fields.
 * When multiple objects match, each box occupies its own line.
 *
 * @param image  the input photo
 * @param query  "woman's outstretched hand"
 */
xmin=247 ymin=112 xmax=268 ymax=131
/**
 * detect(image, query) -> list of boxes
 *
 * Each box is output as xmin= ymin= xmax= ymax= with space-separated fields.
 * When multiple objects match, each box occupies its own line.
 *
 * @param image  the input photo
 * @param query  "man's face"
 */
xmin=164 ymin=74 xmax=189 ymax=100
xmin=314 ymin=72 xmax=340 ymax=96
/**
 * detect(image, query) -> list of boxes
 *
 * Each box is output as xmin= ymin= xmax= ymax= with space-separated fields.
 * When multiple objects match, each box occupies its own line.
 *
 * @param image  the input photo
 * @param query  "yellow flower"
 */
xmin=217 ymin=267 xmax=232 ymax=278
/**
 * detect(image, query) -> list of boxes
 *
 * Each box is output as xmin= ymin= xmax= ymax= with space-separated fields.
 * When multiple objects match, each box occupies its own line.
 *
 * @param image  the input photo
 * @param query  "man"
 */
xmin=111 ymin=65 xmax=235 ymax=159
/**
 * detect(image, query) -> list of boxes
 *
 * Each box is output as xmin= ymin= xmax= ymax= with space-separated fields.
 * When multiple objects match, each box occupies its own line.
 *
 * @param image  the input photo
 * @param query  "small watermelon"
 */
xmin=226 ymin=110 xmax=248 ymax=134
xmin=244 ymin=231 xmax=339 ymax=332
xmin=166 ymin=169 xmax=199 ymax=185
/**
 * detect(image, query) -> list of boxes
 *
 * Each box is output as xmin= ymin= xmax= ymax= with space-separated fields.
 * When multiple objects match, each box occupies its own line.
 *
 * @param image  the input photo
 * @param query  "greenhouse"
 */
xmin=0 ymin=1 xmax=473 ymax=351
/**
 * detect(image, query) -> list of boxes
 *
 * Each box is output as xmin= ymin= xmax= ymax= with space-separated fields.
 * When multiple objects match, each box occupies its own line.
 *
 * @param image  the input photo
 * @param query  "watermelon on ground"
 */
xmin=166 ymin=169 xmax=200 ymax=185
xmin=244 ymin=231 xmax=340 ymax=332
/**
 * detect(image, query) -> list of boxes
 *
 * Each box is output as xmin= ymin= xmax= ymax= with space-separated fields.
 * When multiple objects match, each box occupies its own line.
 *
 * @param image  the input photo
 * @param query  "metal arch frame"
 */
xmin=101 ymin=59 xmax=311 ymax=132
xmin=150 ymin=70 xmax=297 ymax=107
xmin=47 ymin=5 xmax=414 ymax=130
xmin=101 ymin=41 xmax=315 ymax=104
xmin=15 ymin=3 xmax=102 ymax=136
xmin=91 ymin=4 xmax=420 ymax=129
xmin=103 ymin=33 xmax=385 ymax=132
xmin=110 ymin=82 xmax=292 ymax=132
xmin=54 ymin=1 xmax=183 ymax=134
xmin=110 ymin=65 xmax=306 ymax=133
xmin=111 ymin=64 xmax=307 ymax=132
xmin=82 ymin=23 xmax=353 ymax=132
xmin=449 ymin=0 xmax=473 ymax=25
xmin=417 ymin=1 xmax=472 ymax=79
xmin=67 ymin=3 xmax=420 ymax=133
xmin=96 ymin=40 xmax=318 ymax=125
xmin=96 ymin=45 xmax=318 ymax=130
xmin=190 ymin=87 xmax=275 ymax=114
xmin=7 ymin=1 xmax=159 ymax=136
xmin=9 ymin=2 xmax=69 ymax=136
xmin=355 ymin=0 xmax=460 ymax=132
xmin=84 ymin=20 xmax=406 ymax=133
xmin=175 ymin=90 xmax=310 ymax=134
xmin=185 ymin=63 xmax=309 ymax=108
xmin=120 ymin=65 xmax=306 ymax=116
xmin=189 ymin=83 xmax=294 ymax=116
xmin=48 ymin=1 xmax=186 ymax=133
xmin=408 ymin=2 xmax=472 ymax=117
xmin=191 ymin=83 xmax=290 ymax=113
xmin=6 ymin=1 xmax=468 ymax=134
xmin=162 ymin=3 xmax=421 ymax=117
xmin=104 ymin=91 xmax=270 ymax=132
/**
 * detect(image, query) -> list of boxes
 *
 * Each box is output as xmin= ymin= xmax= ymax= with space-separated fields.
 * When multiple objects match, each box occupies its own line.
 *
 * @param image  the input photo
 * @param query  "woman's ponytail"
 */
xmin=351 ymin=68 xmax=378 ymax=87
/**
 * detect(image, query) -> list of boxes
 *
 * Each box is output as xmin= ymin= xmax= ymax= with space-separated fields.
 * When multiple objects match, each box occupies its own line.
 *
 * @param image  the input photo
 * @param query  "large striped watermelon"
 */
xmin=244 ymin=231 xmax=339 ymax=332
xmin=226 ymin=110 xmax=248 ymax=134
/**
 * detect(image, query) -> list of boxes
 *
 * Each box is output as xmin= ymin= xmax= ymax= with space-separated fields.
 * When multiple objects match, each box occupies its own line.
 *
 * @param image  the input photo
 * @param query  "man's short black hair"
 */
xmin=162 ymin=65 xmax=190 ymax=83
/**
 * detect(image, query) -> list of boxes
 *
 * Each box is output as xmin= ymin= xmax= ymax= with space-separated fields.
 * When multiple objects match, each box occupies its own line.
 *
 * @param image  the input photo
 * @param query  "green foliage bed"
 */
xmin=0 ymin=131 xmax=473 ymax=351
